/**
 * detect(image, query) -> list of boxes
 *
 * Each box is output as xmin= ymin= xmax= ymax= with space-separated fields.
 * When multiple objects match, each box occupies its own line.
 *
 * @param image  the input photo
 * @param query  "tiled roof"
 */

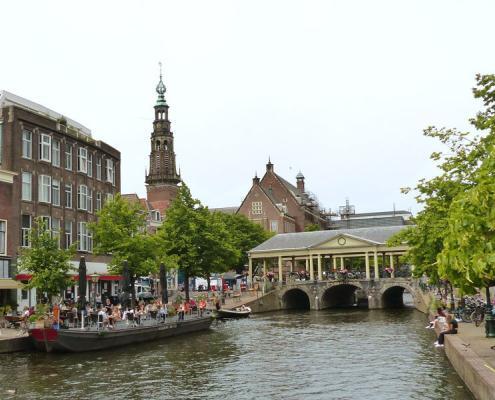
xmin=275 ymin=173 xmax=300 ymax=196
xmin=329 ymin=216 xmax=409 ymax=230
xmin=250 ymin=225 xmax=411 ymax=252
xmin=210 ymin=207 xmax=238 ymax=215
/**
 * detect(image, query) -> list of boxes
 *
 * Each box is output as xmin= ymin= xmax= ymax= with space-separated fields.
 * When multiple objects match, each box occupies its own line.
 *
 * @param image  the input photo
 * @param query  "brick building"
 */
xmin=237 ymin=160 xmax=328 ymax=233
xmin=0 ymin=90 xmax=120 ymax=308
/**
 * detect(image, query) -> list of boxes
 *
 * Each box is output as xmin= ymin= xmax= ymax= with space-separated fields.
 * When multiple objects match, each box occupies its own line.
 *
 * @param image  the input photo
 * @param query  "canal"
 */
xmin=0 ymin=309 xmax=472 ymax=399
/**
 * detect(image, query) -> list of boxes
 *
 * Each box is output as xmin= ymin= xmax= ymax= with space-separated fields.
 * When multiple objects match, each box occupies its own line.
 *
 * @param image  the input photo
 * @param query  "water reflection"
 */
xmin=1 ymin=310 xmax=472 ymax=400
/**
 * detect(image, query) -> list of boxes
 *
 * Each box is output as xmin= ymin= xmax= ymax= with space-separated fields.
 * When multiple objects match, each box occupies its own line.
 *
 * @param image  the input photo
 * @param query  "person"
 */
xmin=184 ymin=301 xmax=190 ymax=317
xmin=159 ymin=302 xmax=168 ymax=321
xmin=97 ymin=307 xmax=110 ymax=329
xmin=426 ymin=307 xmax=447 ymax=329
xmin=435 ymin=314 xmax=458 ymax=347
xmin=198 ymin=299 xmax=206 ymax=317
xmin=178 ymin=303 xmax=185 ymax=321
xmin=104 ymin=298 xmax=113 ymax=315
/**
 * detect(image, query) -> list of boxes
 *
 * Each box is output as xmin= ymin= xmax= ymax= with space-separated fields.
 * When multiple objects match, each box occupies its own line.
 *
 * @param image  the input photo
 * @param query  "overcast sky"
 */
xmin=1 ymin=1 xmax=494 ymax=215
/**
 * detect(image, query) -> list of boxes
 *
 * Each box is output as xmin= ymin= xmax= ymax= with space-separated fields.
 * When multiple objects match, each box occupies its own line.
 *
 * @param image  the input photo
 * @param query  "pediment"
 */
xmin=314 ymin=234 xmax=378 ymax=249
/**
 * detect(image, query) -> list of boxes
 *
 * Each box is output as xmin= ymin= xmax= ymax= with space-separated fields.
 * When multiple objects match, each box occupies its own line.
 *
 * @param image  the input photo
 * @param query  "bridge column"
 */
xmin=340 ymin=256 xmax=344 ymax=270
xmin=365 ymin=252 xmax=370 ymax=279
xmin=309 ymin=255 xmax=314 ymax=280
xmin=317 ymin=254 xmax=322 ymax=280
xmin=389 ymin=254 xmax=395 ymax=278
xmin=263 ymin=259 xmax=267 ymax=276
xmin=374 ymin=251 xmax=379 ymax=279
xmin=332 ymin=256 xmax=337 ymax=271
xmin=278 ymin=256 xmax=283 ymax=282
xmin=248 ymin=258 xmax=253 ymax=288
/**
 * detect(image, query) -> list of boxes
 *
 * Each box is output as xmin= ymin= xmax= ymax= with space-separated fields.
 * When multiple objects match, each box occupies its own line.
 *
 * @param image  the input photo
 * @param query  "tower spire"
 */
xmin=156 ymin=61 xmax=167 ymax=106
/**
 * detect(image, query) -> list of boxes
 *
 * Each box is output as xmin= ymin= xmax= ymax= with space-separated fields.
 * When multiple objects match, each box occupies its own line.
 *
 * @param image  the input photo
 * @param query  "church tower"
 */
xmin=145 ymin=64 xmax=181 ymax=213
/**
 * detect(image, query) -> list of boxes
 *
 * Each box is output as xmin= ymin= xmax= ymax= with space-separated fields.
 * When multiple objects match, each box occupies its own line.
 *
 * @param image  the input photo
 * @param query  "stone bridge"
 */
xmin=247 ymin=278 xmax=429 ymax=313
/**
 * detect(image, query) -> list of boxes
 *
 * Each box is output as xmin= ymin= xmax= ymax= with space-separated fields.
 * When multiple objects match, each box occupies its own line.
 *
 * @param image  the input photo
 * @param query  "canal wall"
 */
xmin=0 ymin=335 xmax=32 ymax=353
xmin=245 ymin=291 xmax=281 ymax=313
xmin=444 ymin=334 xmax=495 ymax=400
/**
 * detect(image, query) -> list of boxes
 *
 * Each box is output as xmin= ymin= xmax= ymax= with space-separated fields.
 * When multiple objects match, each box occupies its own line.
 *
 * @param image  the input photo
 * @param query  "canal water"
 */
xmin=0 ymin=309 xmax=473 ymax=400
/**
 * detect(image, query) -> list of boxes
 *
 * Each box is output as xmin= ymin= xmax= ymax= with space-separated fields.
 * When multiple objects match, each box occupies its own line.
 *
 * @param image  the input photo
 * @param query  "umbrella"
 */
xmin=160 ymin=263 xmax=168 ymax=304
xmin=78 ymin=257 xmax=87 ymax=310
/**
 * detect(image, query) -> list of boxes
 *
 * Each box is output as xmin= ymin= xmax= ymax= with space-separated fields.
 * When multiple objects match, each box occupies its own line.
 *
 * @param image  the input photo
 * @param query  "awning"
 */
xmin=0 ymin=279 xmax=24 ymax=289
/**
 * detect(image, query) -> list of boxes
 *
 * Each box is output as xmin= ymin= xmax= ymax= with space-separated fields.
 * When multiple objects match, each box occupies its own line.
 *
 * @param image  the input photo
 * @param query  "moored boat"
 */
xmin=215 ymin=306 xmax=251 ymax=319
xmin=29 ymin=315 xmax=213 ymax=353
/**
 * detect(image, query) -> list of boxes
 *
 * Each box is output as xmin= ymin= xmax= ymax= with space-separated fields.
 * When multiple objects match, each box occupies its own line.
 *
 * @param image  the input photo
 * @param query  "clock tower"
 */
xmin=145 ymin=65 xmax=181 ymax=214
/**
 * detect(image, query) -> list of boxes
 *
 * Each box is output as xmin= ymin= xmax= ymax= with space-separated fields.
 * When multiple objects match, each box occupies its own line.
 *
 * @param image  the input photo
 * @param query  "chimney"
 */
xmin=252 ymin=173 xmax=260 ymax=185
xmin=296 ymin=171 xmax=305 ymax=193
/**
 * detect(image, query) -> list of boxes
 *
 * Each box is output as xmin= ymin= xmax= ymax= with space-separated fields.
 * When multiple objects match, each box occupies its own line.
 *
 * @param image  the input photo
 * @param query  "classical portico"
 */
xmin=247 ymin=226 xmax=410 ymax=285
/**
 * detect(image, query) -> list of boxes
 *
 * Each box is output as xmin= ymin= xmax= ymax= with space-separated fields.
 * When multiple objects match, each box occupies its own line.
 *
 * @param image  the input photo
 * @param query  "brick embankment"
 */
xmin=0 ymin=330 xmax=32 ymax=353
xmin=434 ymin=321 xmax=495 ymax=400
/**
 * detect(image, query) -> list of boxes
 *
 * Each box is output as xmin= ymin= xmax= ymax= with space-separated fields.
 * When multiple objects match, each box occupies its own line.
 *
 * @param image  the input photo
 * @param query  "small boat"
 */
xmin=215 ymin=306 xmax=251 ymax=319
xmin=29 ymin=315 xmax=213 ymax=353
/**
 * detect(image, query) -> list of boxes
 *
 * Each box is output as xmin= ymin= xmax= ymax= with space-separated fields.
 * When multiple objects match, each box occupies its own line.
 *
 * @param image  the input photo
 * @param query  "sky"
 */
xmin=1 ymin=1 xmax=494 ymax=215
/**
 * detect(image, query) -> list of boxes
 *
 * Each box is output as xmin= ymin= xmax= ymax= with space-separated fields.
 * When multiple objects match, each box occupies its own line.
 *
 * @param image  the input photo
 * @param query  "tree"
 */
xmin=389 ymin=74 xmax=495 ymax=295
xmin=18 ymin=218 xmax=75 ymax=303
xmin=215 ymin=212 xmax=272 ymax=273
xmin=90 ymin=194 xmax=157 ymax=306
xmin=304 ymin=224 xmax=320 ymax=232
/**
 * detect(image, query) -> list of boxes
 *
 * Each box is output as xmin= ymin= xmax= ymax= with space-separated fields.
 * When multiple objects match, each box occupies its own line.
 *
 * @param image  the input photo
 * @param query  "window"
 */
xmin=96 ymin=192 xmax=102 ymax=211
xmin=22 ymin=172 xmax=32 ymax=201
xmin=21 ymin=214 xmax=31 ymax=247
xmin=77 ymin=222 xmax=92 ymax=252
xmin=96 ymin=157 xmax=102 ymax=180
xmin=77 ymin=147 xmax=88 ymax=173
xmin=52 ymin=140 xmax=60 ymax=167
xmin=78 ymin=184 xmax=88 ymax=211
xmin=0 ymin=259 xmax=9 ymax=278
xmin=38 ymin=175 xmax=51 ymax=203
xmin=0 ymin=220 xmax=6 ymax=255
xmin=39 ymin=134 xmax=51 ymax=162
xmin=65 ymin=220 xmax=72 ymax=249
xmin=40 ymin=216 xmax=51 ymax=232
xmin=21 ymin=289 xmax=28 ymax=300
xmin=52 ymin=179 xmax=60 ymax=206
xmin=87 ymin=153 xmax=93 ymax=177
xmin=106 ymin=159 xmax=115 ymax=185
xmin=251 ymin=201 xmax=263 ymax=215
xmin=87 ymin=188 xmax=93 ymax=213
xmin=106 ymin=193 xmax=114 ymax=203
xmin=52 ymin=217 xmax=61 ymax=248
xmin=22 ymin=130 xmax=32 ymax=159
xmin=65 ymin=184 xmax=72 ymax=208
xmin=270 ymin=220 xmax=279 ymax=232
xmin=151 ymin=210 xmax=161 ymax=221
xmin=65 ymin=144 xmax=72 ymax=170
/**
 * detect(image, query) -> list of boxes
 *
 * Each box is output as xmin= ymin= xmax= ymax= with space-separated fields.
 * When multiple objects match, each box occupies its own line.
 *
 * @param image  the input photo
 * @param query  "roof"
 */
xmin=329 ymin=216 xmax=410 ymax=230
xmin=210 ymin=207 xmax=238 ymax=215
xmin=275 ymin=173 xmax=300 ymax=196
xmin=250 ymin=225 xmax=411 ymax=253
xmin=0 ymin=90 xmax=92 ymax=138
xmin=346 ymin=210 xmax=412 ymax=219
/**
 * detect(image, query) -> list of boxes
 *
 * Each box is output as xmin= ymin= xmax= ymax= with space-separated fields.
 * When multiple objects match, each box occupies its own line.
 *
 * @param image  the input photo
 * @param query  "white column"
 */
xmin=248 ymin=258 xmax=253 ymax=288
xmin=340 ymin=256 xmax=344 ymax=270
xmin=263 ymin=259 xmax=267 ymax=276
xmin=309 ymin=255 xmax=314 ymax=280
xmin=365 ymin=252 xmax=370 ymax=279
xmin=278 ymin=256 xmax=283 ymax=282
xmin=374 ymin=251 xmax=379 ymax=279
xmin=390 ymin=254 xmax=395 ymax=278
xmin=332 ymin=256 xmax=337 ymax=271
xmin=317 ymin=254 xmax=323 ymax=280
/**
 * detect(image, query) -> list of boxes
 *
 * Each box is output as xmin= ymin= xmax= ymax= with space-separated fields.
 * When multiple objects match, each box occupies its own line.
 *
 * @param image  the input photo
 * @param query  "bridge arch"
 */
xmin=282 ymin=288 xmax=311 ymax=310
xmin=380 ymin=283 xmax=416 ymax=308
xmin=320 ymin=283 xmax=362 ymax=309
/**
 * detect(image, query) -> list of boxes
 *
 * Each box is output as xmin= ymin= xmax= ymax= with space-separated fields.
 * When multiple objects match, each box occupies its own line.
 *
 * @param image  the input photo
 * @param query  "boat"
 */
xmin=29 ymin=315 xmax=213 ymax=353
xmin=215 ymin=306 xmax=251 ymax=319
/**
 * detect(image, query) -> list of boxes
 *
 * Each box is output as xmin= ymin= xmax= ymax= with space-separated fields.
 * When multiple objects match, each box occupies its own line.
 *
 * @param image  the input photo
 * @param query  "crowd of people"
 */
xmin=426 ymin=307 xmax=459 ymax=348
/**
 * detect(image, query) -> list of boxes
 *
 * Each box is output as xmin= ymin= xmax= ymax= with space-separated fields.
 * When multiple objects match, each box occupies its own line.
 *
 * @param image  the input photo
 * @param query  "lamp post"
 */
xmin=90 ymin=273 xmax=100 ymax=310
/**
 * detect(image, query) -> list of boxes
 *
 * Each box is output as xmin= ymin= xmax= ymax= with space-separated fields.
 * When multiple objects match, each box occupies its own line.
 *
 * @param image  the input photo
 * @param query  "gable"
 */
xmin=237 ymin=184 xmax=280 ymax=216
xmin=314 ymin=234 xmax=378 ymax=249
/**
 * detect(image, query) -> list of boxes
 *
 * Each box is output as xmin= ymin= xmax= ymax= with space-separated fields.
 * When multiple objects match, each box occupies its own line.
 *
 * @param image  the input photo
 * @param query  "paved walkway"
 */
xmin=0 ymin=328 xmax=27 ymax=340
xmin=451 ymin=321 xmax=495 ymax=370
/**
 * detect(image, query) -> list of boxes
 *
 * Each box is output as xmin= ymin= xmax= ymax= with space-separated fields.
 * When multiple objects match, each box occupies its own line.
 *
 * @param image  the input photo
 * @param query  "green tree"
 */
xmin=215 ymin=212 xmax=272 ymax=272
xmin=18 ymin=218 xmax=75 ymax=302
xmin=90 ymin=194 xmax=157 ymax=305
xmin=389 ymin=74 xmax=495 ymax=295
xmin=304 ymin=223 xmax=320 ymax=232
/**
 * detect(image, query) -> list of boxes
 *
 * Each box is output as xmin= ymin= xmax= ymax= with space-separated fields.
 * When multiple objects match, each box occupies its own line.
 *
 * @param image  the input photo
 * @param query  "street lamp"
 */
xmin=90 ymin=273 xmax=100 ymax=310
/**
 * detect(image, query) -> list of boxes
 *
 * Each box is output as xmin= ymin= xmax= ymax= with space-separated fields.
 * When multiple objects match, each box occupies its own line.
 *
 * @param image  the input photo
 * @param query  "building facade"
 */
xmin=0 ymin=91 xmax=120 ymax=309
xmin=237 ymin=160 xmax=328 ymax=233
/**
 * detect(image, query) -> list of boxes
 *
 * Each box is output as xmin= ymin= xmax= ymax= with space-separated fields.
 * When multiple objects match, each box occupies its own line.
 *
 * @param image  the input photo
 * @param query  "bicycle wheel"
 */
xmin=461 ymin=310 xmax=472 ymax=323
xmin=471 ymin=310 xmax=484 ymax=327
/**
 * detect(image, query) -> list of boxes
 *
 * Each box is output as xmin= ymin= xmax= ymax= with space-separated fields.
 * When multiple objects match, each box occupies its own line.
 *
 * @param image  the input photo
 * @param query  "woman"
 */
xmin=435 ymin=314 xmax=458 ymax=347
